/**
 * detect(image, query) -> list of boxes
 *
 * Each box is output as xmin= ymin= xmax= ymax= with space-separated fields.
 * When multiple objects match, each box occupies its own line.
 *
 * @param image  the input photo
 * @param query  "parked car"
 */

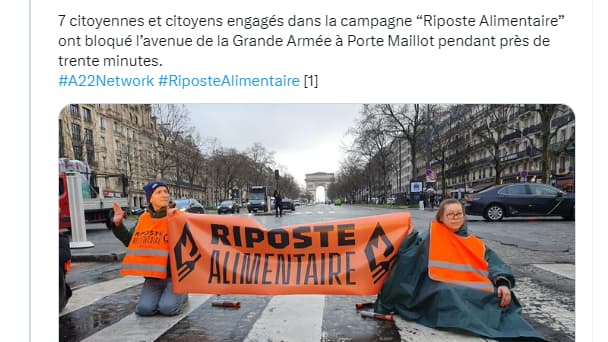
xmin=128 ymin=207 xmax=144 ymax=216
xmin=217 ymin=200 xmax=240 ymax=214
xmin=464 ymin=183 xmax=575 ymax=221
xmin=280 ymin=198 xmax=296 ymax=211
xmin=387 ymin=197 xmax=396 ymax=205
xmin=174 ymin=198 xmax=206 ymax=214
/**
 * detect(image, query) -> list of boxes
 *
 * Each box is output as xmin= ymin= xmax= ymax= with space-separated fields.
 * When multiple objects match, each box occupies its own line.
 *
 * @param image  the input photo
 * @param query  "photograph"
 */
xmin=58 ymin=103 xmax=574 ymax=341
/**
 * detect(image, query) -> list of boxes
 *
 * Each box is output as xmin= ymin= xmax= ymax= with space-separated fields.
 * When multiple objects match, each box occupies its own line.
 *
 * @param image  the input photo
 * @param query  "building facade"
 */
xmin=59 ymin=104 xmax=206 ymax=208
xmin=388 ymin=104 xmax=575 ymax=197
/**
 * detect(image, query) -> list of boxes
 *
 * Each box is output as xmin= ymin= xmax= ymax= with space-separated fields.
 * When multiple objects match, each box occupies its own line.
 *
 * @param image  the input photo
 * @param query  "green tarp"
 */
xmin=374 ymin=226 xmax=546 ymax=341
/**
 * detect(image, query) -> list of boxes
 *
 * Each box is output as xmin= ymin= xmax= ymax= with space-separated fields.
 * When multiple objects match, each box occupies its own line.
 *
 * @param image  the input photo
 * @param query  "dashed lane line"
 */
xmin=531 ymin=263 xmax=575 ymax=280
xmin=81 ymin=294 xmax=212 ymax=342
xmin=61 ymin=276 xmax=144 ymax=316
xmin=394 ymin=317 xmax=495 ymax=341
xmin=244 ymin=295 xmax=325 ymax=342
xmin=514 ymin=277 xmax=575 ymax=337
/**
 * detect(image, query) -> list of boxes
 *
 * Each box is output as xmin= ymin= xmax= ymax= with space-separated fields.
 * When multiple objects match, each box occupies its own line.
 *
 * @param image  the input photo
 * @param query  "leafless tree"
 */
xmin=349 ymin=107 xmax=394 ymax=201
xmin=245 ymin=142 xmax=276 ymax=186
xmin=468 ymin=104 xmax=518 ymax=185
xmin=372 ymin=104 xmax=428 ymax=181
xmin=148 ymin=104 xmax=195 ymax=185
xmin=429 ymin=105 xmax=468 ymax=195
xmin=535 ymin=105 xmax=575 ymax=184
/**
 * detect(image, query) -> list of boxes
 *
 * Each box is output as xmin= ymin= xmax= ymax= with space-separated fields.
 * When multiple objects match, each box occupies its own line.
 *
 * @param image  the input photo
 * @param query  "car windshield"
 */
xmin=220 ymin=201 xmax=232 ymax=206
xmin=249 ymin=193 xmax=265 ymax=200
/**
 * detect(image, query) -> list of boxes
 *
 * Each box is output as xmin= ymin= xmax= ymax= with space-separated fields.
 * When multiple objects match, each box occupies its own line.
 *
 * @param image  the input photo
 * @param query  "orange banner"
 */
xmin=168 ymin=212 xmax=412 ymax=295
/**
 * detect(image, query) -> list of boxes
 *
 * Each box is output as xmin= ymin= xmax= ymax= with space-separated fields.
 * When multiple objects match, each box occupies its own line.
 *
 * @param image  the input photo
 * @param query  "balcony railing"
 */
xmin=500 ymin=147 xmax=540 ymax=163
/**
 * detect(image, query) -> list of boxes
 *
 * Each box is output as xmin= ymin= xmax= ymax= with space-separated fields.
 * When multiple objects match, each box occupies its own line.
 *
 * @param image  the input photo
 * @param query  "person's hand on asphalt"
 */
xmin=112 ymin=202 xmax=126 ymax=227
xmin=497 ymin=285 xmax=512 ymax=307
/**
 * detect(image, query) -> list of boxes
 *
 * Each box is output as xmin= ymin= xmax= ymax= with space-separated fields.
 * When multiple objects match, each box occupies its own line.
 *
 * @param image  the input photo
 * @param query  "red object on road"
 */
xmin=355 ymin=302 xmax=375 ymax=309
xmin=359 ymin=310 xmax=393 ymax=321
xmin=211 ymin=301 xmax=241 ymax=308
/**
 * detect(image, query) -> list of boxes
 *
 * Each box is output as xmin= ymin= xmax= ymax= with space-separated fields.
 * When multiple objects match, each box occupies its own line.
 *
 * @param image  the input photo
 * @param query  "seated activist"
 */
xmin=111 ymin=181 xmax=188 ymax=316
xmin=374 ymin=198 xmax=545 ymax=341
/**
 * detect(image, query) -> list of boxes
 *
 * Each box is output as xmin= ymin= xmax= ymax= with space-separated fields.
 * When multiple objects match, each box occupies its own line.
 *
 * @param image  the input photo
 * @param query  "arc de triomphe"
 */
xmin=305 ymin=172 xmax=335 ymax=203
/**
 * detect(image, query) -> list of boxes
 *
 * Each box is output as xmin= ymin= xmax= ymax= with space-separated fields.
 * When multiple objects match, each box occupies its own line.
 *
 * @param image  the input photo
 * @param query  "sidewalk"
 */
xmin=69 ymin=224 xmax=127 ymax=262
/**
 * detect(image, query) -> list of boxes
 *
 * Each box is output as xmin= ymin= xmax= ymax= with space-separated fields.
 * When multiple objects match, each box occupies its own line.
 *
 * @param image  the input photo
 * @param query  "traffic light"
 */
xmin=274 ymin=169 xmax=280 ymax=180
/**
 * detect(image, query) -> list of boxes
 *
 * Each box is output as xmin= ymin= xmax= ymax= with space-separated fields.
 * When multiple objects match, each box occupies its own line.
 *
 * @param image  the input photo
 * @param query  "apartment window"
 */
xmin=570 ymin=127 xmax=575 ymax=140
xmin=71 ymin=123 xmax=81 ymax=141
xmin=84 ymin=129 xmax=93 ymax=145
xmin=99 ymin=116 xmax=105 ymax=130
xmin=70 ymin=104 xmax=79 ymax=118
xmin=560 ymin=157 xmax=566 ymax=171
xmin=570 ymin=155 xmax=575 ymax=170
xmin=83 ymin=107 xmax=92 ymax=122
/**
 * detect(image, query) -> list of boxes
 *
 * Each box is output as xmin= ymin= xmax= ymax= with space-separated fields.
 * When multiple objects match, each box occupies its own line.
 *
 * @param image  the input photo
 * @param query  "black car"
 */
xmin=280 ymin=198 xmax=296 ymax=211
xmin=174 ymin=199 xmax=206 ymax=214
xmin=217 ymin=200 xmax=240 ymax=214
xmin=464 ymin=183 xmax=575 ymax=221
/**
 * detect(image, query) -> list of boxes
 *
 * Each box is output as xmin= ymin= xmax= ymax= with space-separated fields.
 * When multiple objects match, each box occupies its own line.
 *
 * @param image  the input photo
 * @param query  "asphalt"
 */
xmin=68 ymin=224 xmax=128 ymax=262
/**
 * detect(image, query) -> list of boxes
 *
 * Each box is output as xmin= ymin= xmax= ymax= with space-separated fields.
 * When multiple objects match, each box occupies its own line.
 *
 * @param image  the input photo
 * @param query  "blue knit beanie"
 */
xmin=144 ymin=181 xmax=168 ymax=203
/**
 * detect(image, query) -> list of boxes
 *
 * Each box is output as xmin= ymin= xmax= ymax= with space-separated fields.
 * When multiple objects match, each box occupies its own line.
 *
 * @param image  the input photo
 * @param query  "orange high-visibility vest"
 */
xmin=120 ymin=212 xmax=169 ymax=279
xmin=428 ymin=221 xmax=494 ymax=293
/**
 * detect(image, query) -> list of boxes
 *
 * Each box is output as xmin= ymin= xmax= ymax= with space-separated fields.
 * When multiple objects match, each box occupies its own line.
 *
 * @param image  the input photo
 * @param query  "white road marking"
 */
xmin=244 ymin=295 xmax=325 ymax=342
xmin=82 ymin=294 xmax=211 ymax=342
xmin=531 ymin=263 xmax=575 ymax=280
xmin=61 ymin=276 xmax=144 ymax=316
xmin=514 ymin=277 xmax=575 ymax=335
xmin=394 ymin=317 xmax=495 ymax=341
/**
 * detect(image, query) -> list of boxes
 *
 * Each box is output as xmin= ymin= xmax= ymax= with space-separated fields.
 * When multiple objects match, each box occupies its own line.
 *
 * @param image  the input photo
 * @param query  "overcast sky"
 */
xmin=185 ymin=104 xmax=363 ymax=188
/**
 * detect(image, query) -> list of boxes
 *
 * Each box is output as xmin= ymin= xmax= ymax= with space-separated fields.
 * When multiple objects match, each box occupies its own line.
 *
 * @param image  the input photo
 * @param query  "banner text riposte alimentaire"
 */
xmin=168 ymin=212 xmax=412 ymax=295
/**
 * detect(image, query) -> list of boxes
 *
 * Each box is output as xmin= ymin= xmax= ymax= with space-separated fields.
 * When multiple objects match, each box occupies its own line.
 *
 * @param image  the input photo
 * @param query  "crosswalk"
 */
xmin=60 ymin=264 xmax=575 ymax=342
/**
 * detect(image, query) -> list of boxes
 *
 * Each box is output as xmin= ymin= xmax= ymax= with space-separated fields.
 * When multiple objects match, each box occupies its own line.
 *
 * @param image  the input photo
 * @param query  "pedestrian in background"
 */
xmin=375 ymin=198 xmax=545 ymax=340
xmin=111 ymin=181 xmax=188 ymax=316
xmin=273 ymin=190 xmax=283 ymax=217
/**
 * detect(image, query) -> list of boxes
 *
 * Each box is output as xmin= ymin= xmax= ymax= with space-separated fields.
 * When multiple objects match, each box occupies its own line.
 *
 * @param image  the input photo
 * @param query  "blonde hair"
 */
xmin=435 ymin=198 xmax=465 ymax=223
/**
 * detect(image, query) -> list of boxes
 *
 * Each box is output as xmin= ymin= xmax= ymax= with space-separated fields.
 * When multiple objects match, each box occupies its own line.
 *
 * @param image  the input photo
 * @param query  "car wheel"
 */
xmin=484 ymin=204 xmax=504 ymax=221
xmin=563 ymin=208 xmax=575 ymax=221
xmin=248 ymin=209 xmax=251 ymax=213
xmin=237 ymin=209 xmax=240 ymax=213
xmin=217 ymin=211 xmax=221 ymax=215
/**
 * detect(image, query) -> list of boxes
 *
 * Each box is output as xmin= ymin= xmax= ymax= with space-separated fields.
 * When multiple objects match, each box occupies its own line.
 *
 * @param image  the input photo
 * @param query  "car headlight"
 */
xmin=261 ymin=201 xmax=265 ymax=205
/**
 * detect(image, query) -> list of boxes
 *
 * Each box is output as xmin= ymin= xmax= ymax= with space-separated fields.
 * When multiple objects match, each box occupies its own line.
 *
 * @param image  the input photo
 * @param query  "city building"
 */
xmin=59 ymin=104 xmax=207 ymax=208
xmin=388 ymin=104 xmax=575 ymax=198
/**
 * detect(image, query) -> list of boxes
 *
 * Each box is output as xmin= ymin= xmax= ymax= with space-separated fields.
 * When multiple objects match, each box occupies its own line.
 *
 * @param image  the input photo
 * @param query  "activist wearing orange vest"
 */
xmin=111 ymin=181 xmax=188 ymax=316
xmin=120 ymin=211 xmax=170 ymax=278
xmin=428 ymin=199 xmax=512 ymax=307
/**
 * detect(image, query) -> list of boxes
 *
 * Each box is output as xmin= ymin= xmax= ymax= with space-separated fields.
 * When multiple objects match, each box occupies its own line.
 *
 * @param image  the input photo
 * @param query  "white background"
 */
xmin=4 ymin=0 xmax=604 ymax=339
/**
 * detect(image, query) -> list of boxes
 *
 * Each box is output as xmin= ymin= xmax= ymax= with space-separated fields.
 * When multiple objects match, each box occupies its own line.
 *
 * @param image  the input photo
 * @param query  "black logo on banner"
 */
xmin=173 ymin=223 xmax=202 ymax=282
xmin=364 ymin=223 xmax=396 ymax=284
